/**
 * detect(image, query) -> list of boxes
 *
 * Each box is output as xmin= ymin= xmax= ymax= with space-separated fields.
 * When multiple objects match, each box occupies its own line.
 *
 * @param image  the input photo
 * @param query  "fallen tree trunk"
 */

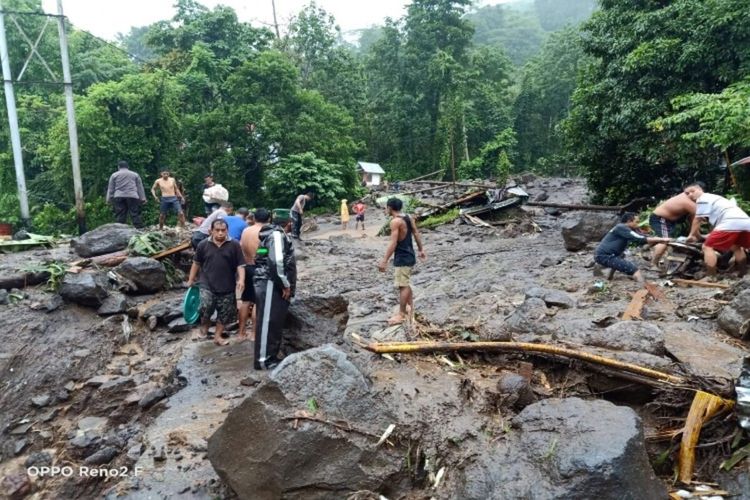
xmin=151 ymin=241 xmax=191 ymax=260
xmin=0 ymin=271 xmax=49 ymax=290
xmin=401 ymin=169 xmax=445 ymax=183
xmin=416 ymin=190 xmax=485 ymax=222
xmin=363 ymin=340 xmax=686 ymax=385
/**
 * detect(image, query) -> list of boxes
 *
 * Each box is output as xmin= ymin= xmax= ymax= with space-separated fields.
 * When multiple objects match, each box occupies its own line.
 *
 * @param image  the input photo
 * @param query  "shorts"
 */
xmin=160 ymin=196 xmax=182 ymax=215
xmin=704 ymin=231 xmax=750 ymax=252
xmin=199 ymin=288 xmax=237 ymax=325
xmin=594 ymin=254 xmax=638 ymax=276
xmin=394 ymin=266 xmax=413 ymax=287
xmin=649 ymin=214 xmax=677 ymax=238
xmin=356 ymin=214 xmax=365 ymax=222
xmin=191 ymin=231 xmax=208 ymax=249
xmin=241 ymin=265 xmax=256 ymax=303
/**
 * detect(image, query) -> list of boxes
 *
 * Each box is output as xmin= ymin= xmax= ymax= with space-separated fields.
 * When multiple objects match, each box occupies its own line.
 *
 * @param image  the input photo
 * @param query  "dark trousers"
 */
xmin=291 ymin=210 xmax=302 ymax=239
xmin=113 ymin=197 xmax=143 ymax=228
xmin=254 ymin=278 xmax=290 ymax=370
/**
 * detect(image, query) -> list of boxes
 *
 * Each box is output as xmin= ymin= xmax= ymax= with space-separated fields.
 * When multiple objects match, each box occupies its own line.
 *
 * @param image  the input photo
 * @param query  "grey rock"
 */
xmin=168 ymin=318 xmax=192 ymax=333
xmin=59 ymin=272 xmax=109 ymax=307
xmin=14 ymin=439 xmax=28 ymax=455
xmin=455 ymin=398 xmax=665 ymax=499
xmin=208 ymin=345 xmax=401 ymax=499
xmin=585 ymin=322 xmax=665 ymax=356
xmin=497 ymin=372 xmax=536 ymax=410
xmin=97 ymin=292 xmax=129 ymax=316
xmin=718 ymin=289 xmax=750 ymax=338
xmin=84 ymin=446 xmax=119 ymax=465
xmin=153 ymin=446 xmax=166 ymax=461
xmin=142 ymin=297 xmax=183 ymax=324
xmin=40 ymin=408 xmax=59 ymax=422
xmin=0 ymin=289 xmax=8 ymax=305
xmin=127 ymin=443 xmax=144 ymax=461
xmin=561 ymin=213 xmax=618 ymax=251
xmin=114 ymin=258 xmax=166 ymax=294
xmin=44 ymin=294 xmax=64 ymax=312
xmin=504 ymin=297 xmax=556 ymax=336
xmin=526 ymin=286 xmax=576 ymax=309
xmin=25 ymin=451 xmax=52 ymax=468
xmin=71 ymin=223 xmax=138 ymax=257
xmin=78 ymin=416 xmax=107 ymax=433
xmin=138 ymin=388 xmax=167 ymax=409
xmin=478 ymin=317 xmax=512 ymax=341
xmin=283 ymin=296 xmax=349 ymax=353
xmin=31 ymin=394 xmax=51 ymax=408
xmin=99 ymin=376 xmax=135 ymax=392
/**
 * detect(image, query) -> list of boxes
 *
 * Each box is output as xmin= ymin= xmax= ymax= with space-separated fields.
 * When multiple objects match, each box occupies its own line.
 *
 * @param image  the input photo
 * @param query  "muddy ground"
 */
xmin=1 ymin=176 xmax=749 ymax=499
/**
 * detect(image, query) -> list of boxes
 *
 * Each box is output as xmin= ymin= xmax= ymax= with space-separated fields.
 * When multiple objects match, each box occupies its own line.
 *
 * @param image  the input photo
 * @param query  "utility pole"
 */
xmin=270 ymin=0 xmax=280 ymax=39
xmin=0 ymin=7 xmax=31 ymax=227
xmin=56 ymin=0 xmax=86 ymax=234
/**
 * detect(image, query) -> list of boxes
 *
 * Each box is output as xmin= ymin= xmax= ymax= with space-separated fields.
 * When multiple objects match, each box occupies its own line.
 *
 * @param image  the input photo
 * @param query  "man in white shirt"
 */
xmin=685 ymin=181 xmax=750 ymax=277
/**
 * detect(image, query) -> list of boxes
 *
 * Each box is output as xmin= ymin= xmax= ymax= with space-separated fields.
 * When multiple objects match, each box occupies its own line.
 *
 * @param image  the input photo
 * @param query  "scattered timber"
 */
xmin=672 ymin=278 xmax=730 ymax=290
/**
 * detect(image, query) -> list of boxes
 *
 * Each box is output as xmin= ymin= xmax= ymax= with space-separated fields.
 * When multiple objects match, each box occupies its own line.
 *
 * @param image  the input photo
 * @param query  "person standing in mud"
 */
xmin=187 ymin=219 xmax=245 ymax=346
xmin=151 ymin=170 xmax=186 ymax=230
xmin=685 ymin=182 xmax=750 ymax=277
xmin=648 ymin=191 xmax=696 ymax=269
xmin=353 ymin=200 xmax=366 ymax=231
xmin=253 ymin=211 xmax=296 ymax=369
xmin=290 ymin=192 xmax=314 ymax=239
xmin=106 ymin=160 xmax=146 ymax=228
xmin=237 ymin=208 xmax=270 ymax=342
xmin=595 ymin=212 xmax=670 ymax=284
xmin=378 ymin=197 xmax=426 ymax=325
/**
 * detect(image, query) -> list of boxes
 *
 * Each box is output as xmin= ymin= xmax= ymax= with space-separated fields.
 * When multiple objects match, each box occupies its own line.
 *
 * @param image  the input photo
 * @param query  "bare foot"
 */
xmin=213 ymin=338 xmax=229 ymax=346
xmin=235 ymin=334 xmax=249 ymax=344
xmin=387 ymin=314 xmax=405 ymax=325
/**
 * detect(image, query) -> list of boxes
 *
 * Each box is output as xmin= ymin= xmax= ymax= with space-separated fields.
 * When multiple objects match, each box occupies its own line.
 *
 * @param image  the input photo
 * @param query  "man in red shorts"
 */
xmin=685 ymin=182 xmax=750 ymax=277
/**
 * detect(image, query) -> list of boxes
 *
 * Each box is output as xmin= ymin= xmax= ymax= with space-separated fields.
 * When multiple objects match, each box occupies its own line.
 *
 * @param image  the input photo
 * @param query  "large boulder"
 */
xmin=525 ymin=286 xmax=576 ymax=309
xmin=59 ymin=273 xmax=109 ymax=307
xmin=208 ymin=346 xmax=405 ymax=500
xmin=113 ymin=258 xmax=166 ymax=294
xmin=504 ymin=297 xmax=557 ymax=336
xmin=71 ymin=223 xmax=138 ymax=258
xmin=584 ymin=321 xmax=665 ymax=356
xmin=454 ymin=398 xmax=665 ymax=499
xmin=561 ymin=213 xmax=618 ymax=251
xmin=718 ymin=289 xmax=750 ymax=339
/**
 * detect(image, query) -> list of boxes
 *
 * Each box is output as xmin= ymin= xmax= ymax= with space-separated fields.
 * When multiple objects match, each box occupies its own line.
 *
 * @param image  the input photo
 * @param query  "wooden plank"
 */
xmin=151 ymin=241 xmax=191 ymax=260
xmin=464 ymin=214 xmax=493 ymax=228
xmin=672 ymin=278 xmax=730 ymax=290
xmin=622 ymin=289 xmax=650 ymax=320
xmin=644 ymin=282 xmax=667 ymax=301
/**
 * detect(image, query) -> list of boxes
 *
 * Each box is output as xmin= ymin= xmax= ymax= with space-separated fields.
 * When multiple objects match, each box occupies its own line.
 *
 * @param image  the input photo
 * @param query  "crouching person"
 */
xmin=595 ymin=212 xmax=670 ymax=284
xmin=253 ymin=214 xmax=297 ymax=369
xmin=187 ymin=219 xmax=245 ymax=346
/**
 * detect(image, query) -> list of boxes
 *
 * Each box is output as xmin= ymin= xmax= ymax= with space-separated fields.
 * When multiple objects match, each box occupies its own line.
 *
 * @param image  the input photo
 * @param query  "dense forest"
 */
xmin=0 ymin=0 xmax=748 ymax=232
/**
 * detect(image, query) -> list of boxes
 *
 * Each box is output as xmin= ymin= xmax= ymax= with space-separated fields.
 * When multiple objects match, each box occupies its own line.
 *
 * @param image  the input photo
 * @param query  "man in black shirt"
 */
xmin=187 ymin=219 xmax=245 ymax=345
xmin=595 ymin=212 xmax=670 ymax=283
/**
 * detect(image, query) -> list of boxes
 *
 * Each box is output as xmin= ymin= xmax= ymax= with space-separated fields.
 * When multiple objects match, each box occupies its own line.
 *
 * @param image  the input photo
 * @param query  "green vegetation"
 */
xmin=419 ymin=208 xmax=460 ymax=230
xmin=1 ymin=0 xmax=748 ymax=229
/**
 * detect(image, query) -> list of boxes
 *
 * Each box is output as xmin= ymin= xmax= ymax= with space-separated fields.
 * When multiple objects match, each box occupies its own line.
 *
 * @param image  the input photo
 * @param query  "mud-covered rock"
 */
xmin=718 ymin=289 xmax=750 ymax=338
xmin=97 ymin=292 xmax=129 ymax=316
xmin=498 ymin=372 xmax=536 ymax=410
xmin=585 ymin=321 xmax=665 ymax=355
xmin=455 ymin=398 xmax=665 ymax=499
xmin=140 ymin=297 xmax=182 ymax=324
xmin=208 ymin=345 xmax=404 ymax=500
xmin=71 ymin=223 xmax=138 ymax=258
xmin=84 ymin=446 xmax=118 ymax=465
xmin=59 ymin=273 xmax=109 ymax=307
xmin=525 ymin=286 xmax=576 ymax=309
xmin=504 ymin=297 xmax=556 ymax=336
xmin=114 ymin=258 xmax=166 ymax=294
xmin=561 ymin=213 xmax=618 ymax=251
xmin=283 ymin=296 xmax=348 ymax=353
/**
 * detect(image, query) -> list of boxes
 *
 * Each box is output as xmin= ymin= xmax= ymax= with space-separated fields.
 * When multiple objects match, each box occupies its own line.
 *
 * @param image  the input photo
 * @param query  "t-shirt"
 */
xmin=354 ymin=203 xmax=365 ymax=215
xmin=595 ymin=223 xmax=648 ymax=257
xmin=194 ymin=238 xmax=244 ymax=294
xmin=223 ymin=215 xmax=248 ymax=241
xmin=695 ymin=193 xmax=750 ymax=231
xmin=197 ymin=209 xmax=228 ymax=235
xmin=291 ymin=195 xmax=307 ymax=214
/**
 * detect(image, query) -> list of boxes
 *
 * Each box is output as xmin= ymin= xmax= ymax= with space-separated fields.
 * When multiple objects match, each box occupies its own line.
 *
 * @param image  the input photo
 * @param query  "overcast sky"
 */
xmin=40 ymin=0 xmax=515 ymax=41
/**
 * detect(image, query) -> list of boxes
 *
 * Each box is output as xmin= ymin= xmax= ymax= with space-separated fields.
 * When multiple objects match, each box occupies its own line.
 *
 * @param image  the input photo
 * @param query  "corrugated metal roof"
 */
xmin=357 ymin=161 xmax=385 ymax=174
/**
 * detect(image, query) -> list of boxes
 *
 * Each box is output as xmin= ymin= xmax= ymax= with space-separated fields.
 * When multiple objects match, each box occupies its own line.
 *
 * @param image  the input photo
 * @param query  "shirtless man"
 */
xmin=151 ymin=171 xmax=186 ymax=229
xmin=237 ymin=208 xmax=269 ymax=341
xmin=378 ymin=198 xmax=426 ymax=325
xmin=649 ymin=191 xmax=696 ymax=268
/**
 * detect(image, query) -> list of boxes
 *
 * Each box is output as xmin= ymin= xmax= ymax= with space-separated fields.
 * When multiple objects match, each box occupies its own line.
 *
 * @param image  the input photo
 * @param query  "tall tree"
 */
xmin=563 ymin=0 xmax=750 ymax=202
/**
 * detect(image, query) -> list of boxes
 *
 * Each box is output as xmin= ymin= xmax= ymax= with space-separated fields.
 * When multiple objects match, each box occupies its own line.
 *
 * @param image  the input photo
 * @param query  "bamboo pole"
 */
xmin=363 ymin=340 xmax=686 ymax=385
xmin=678 ymin=391 xmax=734 ymax=483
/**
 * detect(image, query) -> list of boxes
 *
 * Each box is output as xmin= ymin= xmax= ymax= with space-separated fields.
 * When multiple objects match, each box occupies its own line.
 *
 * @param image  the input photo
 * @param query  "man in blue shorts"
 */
xmin=151 ymin=171 xmax=186 ymax=229
xmin=595 ymin=212 xmax=670 ymax=283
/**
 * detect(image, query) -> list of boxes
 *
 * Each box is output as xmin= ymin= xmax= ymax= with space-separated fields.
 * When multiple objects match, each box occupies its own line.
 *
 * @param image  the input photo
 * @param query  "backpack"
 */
xmin=257 ymin=224 xmax=297 ymax=294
